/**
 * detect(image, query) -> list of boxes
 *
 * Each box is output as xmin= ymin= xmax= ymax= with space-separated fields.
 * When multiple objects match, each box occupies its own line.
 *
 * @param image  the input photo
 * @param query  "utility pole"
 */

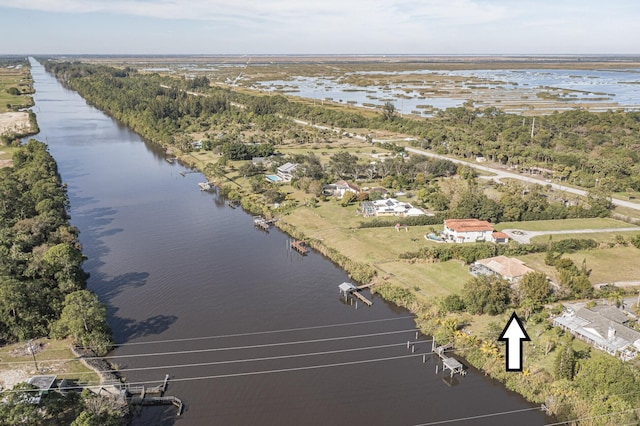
xmin=28 ymin=339 xmax=39 ymax=373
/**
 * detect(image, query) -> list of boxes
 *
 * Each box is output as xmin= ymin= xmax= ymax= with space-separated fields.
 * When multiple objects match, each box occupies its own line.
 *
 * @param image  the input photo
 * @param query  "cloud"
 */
xmin=0 ymin=0 xmax=508 ymax=26
xmin=2 ymin=0 xmax=639 ymax=54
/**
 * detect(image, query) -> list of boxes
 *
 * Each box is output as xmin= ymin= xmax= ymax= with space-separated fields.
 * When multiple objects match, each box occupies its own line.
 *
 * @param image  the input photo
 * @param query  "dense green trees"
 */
xmin=0 ymin=140 xmax=111 ymax=352
xmin=461 ymin=275 xmax=511 ymax=315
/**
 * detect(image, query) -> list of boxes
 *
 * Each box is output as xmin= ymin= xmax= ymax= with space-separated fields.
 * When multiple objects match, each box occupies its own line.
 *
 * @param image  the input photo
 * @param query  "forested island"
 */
xmin=16 ymin=58 xmax=640 ymax=424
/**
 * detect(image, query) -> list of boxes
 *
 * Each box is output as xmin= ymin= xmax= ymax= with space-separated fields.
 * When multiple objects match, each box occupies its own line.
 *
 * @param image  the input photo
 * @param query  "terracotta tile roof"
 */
xmin=492 ymin=231 xmax=509 ymax=239
xmin=445 ymin=219 xmax=494 ymax=232
xmin=476 ymin=255 xmax=534 ymax=279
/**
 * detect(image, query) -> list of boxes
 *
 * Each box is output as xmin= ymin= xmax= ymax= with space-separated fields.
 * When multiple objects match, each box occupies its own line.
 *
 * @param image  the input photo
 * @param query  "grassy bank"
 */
xmin=0 ymin=339 xmax=100 ymax=389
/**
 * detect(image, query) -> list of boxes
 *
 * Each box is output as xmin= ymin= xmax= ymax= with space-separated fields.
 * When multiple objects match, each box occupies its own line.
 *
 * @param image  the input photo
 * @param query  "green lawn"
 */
xmin=377 ymin=260 xmax=470 ymax=299
xmin=0 ymin=68 xmax=34 ymax=112
xmin=518 ymin=246 xmax=640 ymax=285
xmin=495 ymin=217 xmax=637 ymax=232
xmin=0 ymin=339 xmax=99 ymax=387
xmin=530 ymin=230 xmax=640 ymax=244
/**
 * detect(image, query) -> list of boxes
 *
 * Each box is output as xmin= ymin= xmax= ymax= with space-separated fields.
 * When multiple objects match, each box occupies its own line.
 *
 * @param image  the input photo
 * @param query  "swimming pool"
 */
xmin=265 ymin=174 xmax=282 ymax=183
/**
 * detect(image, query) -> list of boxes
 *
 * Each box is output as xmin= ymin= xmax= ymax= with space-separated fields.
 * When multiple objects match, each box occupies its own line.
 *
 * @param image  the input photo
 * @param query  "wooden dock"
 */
xmin=432 ymin=341 xmax=466 ymax=377
xmin=130 ymin=396 xmax=183 ymax=416
xmin=352 ymin=290 xmax=373 ymax=306
xmin=338 ymin=282 xmax=373 ymax=307
xmin=125 ymin=375 xmax=183 ymax=417
xmin=290 ymin=240 xmax=309 ymax=255
xmin=253 ymin=216 xmax=270 ymax=231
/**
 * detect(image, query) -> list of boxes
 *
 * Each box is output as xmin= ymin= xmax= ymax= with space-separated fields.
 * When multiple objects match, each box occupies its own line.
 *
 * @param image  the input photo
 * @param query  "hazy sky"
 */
xmin=1 ymin=0 xmax=639 ymax=55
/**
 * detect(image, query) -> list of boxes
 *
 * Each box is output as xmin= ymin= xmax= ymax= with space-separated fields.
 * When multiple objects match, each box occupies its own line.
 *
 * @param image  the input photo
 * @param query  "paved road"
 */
xmin=404 ymin=147 xmax=640 ymax=212
xmin=502 ymin=227 xmax=640 ymax=244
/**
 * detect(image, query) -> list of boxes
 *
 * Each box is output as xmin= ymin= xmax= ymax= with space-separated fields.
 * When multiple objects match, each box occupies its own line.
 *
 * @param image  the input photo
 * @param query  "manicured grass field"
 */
xmin=495 ymin=217 xmax=637 ymax=232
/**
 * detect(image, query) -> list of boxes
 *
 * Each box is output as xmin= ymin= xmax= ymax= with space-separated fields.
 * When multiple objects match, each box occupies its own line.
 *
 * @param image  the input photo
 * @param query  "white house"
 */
xmin=443 ymin=219 xmax=509 ymax=243
xmin=323 ymin=180 xmax=361 ymax=198
xmin=360 ymin=198 xmax=425 ymax=217
xmin=276 ymin=162 xmax=298 ymax=182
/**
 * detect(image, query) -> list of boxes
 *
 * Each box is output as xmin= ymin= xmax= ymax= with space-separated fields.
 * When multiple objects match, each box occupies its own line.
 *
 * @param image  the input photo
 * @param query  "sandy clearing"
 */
xmin=0 ymin=368 xmax=30 ymax=390
xmin=0 ymin=111 xmax=32 ymax=136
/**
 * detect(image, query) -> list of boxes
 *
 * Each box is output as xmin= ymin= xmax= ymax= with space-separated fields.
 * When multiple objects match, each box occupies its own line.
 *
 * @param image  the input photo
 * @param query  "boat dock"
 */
xmin=253 ymin=216 xmax=271 ymax=231
xmin=290 ymin=240 xmax=309 ymax=255
xmin=125 ymin=375 xmax=183 ymax=417
xmin=432 ymin=341 xmax=466 ymax=377
xmin=338 ymin=282 xmax=373 ymax=307
xmin=198 ymin=182 xmax=213 ymax=191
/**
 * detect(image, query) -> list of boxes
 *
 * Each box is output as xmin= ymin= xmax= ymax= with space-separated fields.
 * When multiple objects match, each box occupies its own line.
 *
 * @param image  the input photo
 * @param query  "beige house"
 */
xmin=472 ymin=256 xmax=535 ymax=283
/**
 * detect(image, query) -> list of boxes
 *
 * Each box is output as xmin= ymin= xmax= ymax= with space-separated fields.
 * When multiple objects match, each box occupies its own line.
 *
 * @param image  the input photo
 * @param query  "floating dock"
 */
xmin=338 ymin=282 xmax=373 ymax=307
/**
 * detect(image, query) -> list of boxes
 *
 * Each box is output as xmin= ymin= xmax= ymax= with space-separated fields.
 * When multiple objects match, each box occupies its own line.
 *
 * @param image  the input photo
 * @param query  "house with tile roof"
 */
xmin=443 ymin=219 xmax=509 ymax=243
xmin=472 ymin=255 xmax=535 ymax=283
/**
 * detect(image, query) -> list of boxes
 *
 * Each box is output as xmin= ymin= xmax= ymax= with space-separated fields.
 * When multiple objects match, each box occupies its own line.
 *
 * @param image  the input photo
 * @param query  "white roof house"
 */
xmin=276 ymin=162 xmax=298 ymax=182
xmin=360 ymin=198 xmax=425 ymax=217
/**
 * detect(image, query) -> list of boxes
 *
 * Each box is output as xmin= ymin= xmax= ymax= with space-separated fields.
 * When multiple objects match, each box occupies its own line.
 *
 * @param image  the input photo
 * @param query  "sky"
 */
xmin=1 ymin=0 xmax=639 ymax=55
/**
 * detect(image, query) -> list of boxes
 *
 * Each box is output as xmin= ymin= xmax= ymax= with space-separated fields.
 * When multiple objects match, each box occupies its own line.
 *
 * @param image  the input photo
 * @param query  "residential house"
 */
xmin=553 ymin=304 xmax=640 ymax=361
xmin=276 ymin=162 xmax=298 ymax=182
xmin=472 ymin=255 xmax=534 ymax=283
xmin=443 ymin=219 xmax=509 ymax=243
xmin=360 ymin=198 xmax=425 ymax=217
xmin=323 ymin=180 xmax=361 ymax=198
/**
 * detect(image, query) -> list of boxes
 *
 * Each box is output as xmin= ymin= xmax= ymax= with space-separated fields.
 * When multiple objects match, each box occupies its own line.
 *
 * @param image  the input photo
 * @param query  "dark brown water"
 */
xmin=29 ymin=58 xmax=551 ymax=426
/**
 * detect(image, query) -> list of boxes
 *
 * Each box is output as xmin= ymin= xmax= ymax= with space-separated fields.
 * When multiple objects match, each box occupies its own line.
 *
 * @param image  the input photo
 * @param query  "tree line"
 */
xmin=0 ymin=140 xmax=111 ymax=355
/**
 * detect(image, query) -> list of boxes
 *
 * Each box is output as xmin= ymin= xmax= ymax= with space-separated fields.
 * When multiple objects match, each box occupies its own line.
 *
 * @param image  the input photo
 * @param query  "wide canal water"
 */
xmin=28 ymin=58 xmax=551 ymax=425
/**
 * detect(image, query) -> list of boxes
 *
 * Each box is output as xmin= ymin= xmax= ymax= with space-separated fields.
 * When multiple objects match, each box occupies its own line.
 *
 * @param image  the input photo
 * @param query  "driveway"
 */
xmin=502 ymin=227 xmax=640 ymax=244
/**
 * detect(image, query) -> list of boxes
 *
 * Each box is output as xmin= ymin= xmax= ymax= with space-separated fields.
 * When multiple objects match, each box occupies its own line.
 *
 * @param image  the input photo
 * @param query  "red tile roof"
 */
xmin=492 ymin=231 xmax=509 ymax=239
xmin=444 ymin=219 xmax=494 ymax=232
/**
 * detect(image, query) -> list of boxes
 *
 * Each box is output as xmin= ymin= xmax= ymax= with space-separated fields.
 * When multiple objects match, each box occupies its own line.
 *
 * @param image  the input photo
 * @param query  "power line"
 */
xmin=115 ymin=315 xmax=416 ymax=346
xmin=55 ymin=340 xmax=433 ymax=376
xmin=411 ymin=406 xmax=544 ymax=425
xmin=543 ymin=407 xmax=640 ymax=426
xmin=0 ymin=328 xmax=422 ymax=365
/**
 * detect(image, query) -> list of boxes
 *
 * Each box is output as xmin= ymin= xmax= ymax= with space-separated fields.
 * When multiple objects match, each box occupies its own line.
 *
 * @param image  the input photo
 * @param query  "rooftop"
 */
xmin=475 ymin=255 xmax=534 ymax=279
xmin=445 ymin=219 xmax=494 ymax=232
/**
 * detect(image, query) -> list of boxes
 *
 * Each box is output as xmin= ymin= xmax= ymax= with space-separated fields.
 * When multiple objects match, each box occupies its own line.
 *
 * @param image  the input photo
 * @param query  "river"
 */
xmin=28 ymin=58 xmax=551 ymax=425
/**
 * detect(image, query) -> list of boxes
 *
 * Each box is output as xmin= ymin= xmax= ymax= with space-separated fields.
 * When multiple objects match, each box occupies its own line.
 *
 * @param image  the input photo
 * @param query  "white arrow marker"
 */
xmin=498 ymin=312 xmax=531 ymax=372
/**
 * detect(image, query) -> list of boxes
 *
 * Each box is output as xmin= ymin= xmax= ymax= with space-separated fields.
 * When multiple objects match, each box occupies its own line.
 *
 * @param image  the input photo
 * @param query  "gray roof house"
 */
xmin=553 ymin=304 xmax=640 ymax=361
